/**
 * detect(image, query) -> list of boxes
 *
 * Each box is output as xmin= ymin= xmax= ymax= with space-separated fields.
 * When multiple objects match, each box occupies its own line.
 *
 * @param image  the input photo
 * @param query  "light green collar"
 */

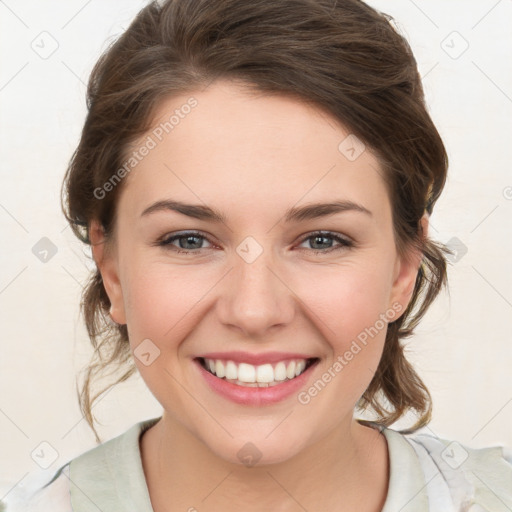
xmin=69 ymin=417 xmax=429 ymax=511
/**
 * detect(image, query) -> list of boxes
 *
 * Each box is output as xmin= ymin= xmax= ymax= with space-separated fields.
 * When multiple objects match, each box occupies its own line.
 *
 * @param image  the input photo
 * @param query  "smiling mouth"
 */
xmin=196 ymin=356 xmax=320 ymax=388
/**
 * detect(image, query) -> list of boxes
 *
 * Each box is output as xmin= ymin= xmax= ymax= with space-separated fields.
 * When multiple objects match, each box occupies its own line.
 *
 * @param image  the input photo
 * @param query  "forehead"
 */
xmin=118 ymin=80 xmax=390 ymax=223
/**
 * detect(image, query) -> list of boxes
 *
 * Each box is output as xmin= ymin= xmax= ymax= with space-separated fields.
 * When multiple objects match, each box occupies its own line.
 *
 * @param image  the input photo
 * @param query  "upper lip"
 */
xmin=196 ymin=351 xmax=319 ymax=366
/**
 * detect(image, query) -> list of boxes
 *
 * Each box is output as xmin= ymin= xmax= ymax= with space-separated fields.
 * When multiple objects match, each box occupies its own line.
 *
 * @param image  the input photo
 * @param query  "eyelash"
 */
xmin=156 ymin=230 xmax=354 ymax=255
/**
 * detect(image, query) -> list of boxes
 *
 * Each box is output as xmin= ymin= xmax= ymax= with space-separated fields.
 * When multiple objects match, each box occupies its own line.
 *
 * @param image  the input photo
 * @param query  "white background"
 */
xmin=1 ymin=0 xmax=511 ymax=501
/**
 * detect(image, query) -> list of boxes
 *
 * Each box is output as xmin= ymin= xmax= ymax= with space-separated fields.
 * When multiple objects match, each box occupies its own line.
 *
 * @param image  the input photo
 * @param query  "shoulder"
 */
xmin=404 ymin=429 xmax=512 ymax=511
xmin=4 ymin=464 xmax=71 ymax=512
xmin=4 ymin=417 xmax=160 ymax=512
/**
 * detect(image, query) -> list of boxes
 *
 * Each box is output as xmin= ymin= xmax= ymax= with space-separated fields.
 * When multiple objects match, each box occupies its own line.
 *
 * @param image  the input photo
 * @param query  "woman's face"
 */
xmin=92 ymin=79 xmax=422 ymax=465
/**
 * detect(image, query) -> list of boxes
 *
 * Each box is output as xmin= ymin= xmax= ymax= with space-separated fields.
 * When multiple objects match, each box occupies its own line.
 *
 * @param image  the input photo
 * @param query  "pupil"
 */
xmin=181 ymin=235 xmax=201 ymax=249
xmin=312 ymin=235 xmax=331 ymax=249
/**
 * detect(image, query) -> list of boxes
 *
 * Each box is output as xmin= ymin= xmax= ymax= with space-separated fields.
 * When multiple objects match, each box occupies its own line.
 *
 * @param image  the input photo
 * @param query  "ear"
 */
xmin=388 ymin=213 xmax=428 ymax=316
xmin=89 ymin=220 xmax=127 ymax=325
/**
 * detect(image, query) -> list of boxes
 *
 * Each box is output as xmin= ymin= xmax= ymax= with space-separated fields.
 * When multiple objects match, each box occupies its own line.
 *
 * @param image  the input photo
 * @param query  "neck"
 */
xmin=140 ymin=414 xmax=389 ymax=512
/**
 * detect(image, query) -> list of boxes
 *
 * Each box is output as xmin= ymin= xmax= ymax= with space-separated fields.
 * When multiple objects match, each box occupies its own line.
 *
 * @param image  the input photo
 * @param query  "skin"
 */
xmin=90 ymin=79 xmax=427 ymax=512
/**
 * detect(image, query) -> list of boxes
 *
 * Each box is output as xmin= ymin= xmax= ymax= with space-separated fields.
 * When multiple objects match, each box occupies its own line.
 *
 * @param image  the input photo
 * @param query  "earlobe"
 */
xmin=89 ymin=220 xmax=127 ymax=325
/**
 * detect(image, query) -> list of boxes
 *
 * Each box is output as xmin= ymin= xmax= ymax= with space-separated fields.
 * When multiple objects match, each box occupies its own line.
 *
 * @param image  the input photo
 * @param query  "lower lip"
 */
xmin=193 ymin=358 xmax=319 ymax=406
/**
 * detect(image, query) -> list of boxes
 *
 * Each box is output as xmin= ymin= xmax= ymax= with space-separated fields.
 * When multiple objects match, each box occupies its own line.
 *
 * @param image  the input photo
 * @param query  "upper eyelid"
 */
xmin=298 ymin=231 xmax=352 ymax=242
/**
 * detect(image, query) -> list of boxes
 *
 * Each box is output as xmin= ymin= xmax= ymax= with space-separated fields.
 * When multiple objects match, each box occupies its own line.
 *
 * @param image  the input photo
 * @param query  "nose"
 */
xmin=216 ymin=242 xmax=296 ymax=338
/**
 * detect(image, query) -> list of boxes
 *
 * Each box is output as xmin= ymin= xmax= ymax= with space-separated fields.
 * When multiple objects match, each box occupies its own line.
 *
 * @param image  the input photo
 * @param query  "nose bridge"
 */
xmin=217 ymin=235 xmax=295 ymax=335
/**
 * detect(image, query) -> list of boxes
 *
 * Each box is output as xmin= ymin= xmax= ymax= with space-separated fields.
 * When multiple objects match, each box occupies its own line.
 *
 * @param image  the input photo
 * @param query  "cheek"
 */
xmin=295 ymin=263 xmax=395 ymax=395
xmin=296 ymin=268 xmax=395 ymax=407
xmin=287 ymin=266 xmax=395 ymax=421
xmin=299 ymin=263 xmax=394 ymax=343
xmin=122 ymin=263 xmax=215 ymax=407
xmin=122 ymin=262 xmax=219 ymax=345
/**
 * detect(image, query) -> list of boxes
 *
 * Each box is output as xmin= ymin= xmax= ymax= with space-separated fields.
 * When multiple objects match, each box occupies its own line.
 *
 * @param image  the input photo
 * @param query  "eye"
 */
xmin=297 ymin=231 xmax=353 ymax=253
xmin=156 ymin=230 xmax=353 ymax=255
xmin=157 ymin=231 xmax=214 ymax=254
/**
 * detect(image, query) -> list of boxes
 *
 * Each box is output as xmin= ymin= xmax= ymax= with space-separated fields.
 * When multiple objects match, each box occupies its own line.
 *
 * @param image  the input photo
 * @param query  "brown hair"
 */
xmin=61 ymin=0 xmax=449 ymax=442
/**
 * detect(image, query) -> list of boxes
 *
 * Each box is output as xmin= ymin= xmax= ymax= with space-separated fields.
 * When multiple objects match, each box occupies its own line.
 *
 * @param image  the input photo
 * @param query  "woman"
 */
xmin=12 ymin=0 xmax=512 ymax=510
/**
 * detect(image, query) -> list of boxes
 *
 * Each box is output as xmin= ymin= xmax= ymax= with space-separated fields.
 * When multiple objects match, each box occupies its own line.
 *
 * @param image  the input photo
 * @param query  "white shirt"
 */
xmin=6 ymin=417 xmax=512 ymax=511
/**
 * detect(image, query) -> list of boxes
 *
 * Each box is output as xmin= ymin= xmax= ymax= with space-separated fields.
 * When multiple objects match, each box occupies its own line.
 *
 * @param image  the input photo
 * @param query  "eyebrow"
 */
xmin=140 ymin=199 xmax=372 ymax=223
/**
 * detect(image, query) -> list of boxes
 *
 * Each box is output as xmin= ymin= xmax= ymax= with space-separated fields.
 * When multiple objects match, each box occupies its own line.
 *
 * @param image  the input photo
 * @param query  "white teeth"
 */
xmin=225 ymin=360 xmax=238 ymax=380
xmin=286 ymin=361 xmax=296 ymax=379
xmin=256 ymin=364 xmax=274 ymax=383
xmin=215 ymin=360 xmax=225 ymax=378
xmin=274 ymin=362 xmax=287 ymax=381
xmin=202 ymin=357 xmax=313 ymax=384
xmin=238 ymin=363 xmax=256 ymax=383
